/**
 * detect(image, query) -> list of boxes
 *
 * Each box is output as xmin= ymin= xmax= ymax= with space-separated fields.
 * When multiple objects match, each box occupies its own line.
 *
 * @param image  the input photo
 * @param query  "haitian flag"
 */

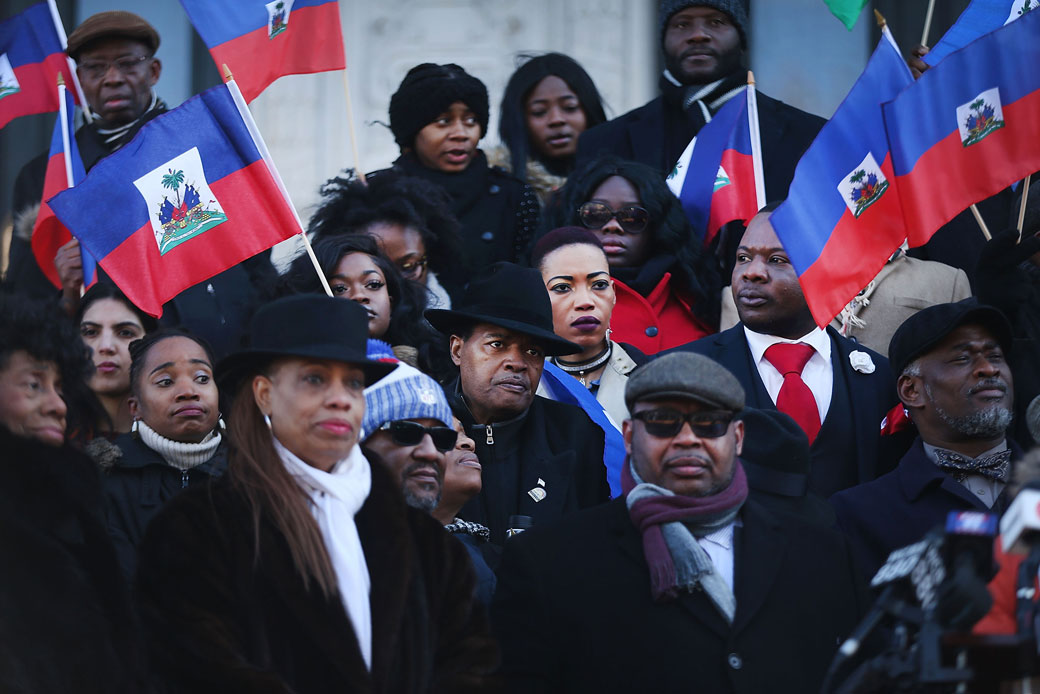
xmin=48 ymin=82 xmax=300 ymax=317
xmin=925 ymin=0 xmax=1037 ymax=66
xmin=668 ymin=90 xmax=758 ymax=246
xmin=770 ymin=28 xmax=913 ymax=328
xmin=179 ymin=0 xmax=345 ymax=103
xmin=32 ymin=83 xmax=94 ymax=289
xmin=883 ymin=5 xmax=1040 ymax=248
xmin=0 ymin=3 xmax=78 ymax=129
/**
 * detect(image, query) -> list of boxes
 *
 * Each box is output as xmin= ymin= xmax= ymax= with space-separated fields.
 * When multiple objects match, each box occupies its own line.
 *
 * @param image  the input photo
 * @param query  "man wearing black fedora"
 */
xmin=426 ymin=262 xmax=611 ymax=545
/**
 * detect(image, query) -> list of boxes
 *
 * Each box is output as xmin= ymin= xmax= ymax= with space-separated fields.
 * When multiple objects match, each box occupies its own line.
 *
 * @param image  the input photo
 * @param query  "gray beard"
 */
xmin=926 ymin=383 xmax=1013 ymax=439
xmin=403 ymin=488 xmax=439 ymax=514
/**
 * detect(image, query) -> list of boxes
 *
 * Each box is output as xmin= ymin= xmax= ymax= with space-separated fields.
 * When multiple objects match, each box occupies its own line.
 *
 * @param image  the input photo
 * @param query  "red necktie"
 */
xmin=763 ymin=343 xmax=821 ymax=445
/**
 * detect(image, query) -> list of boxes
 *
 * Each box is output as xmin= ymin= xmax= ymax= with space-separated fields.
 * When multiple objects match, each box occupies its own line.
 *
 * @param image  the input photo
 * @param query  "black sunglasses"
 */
xmin=631 ymin=409 xmax=734 ymax=439
xmin=578 ymin=201 xmax=650 ymax=234
xmin=379 ymin=420 xmax=458 ymax=452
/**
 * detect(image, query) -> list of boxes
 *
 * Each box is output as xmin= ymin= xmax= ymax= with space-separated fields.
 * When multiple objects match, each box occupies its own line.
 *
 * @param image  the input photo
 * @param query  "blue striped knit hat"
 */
xmin=362 ymin=365 xmax=453 ymax=439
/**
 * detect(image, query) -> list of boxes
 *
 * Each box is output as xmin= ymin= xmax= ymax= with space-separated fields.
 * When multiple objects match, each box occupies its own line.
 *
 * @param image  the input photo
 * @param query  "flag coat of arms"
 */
xmin=0 ymin=3 xmax=78 ymax=129
xmin=48 ymin=83 xmax=300 ymax=316
xmin=32 ymin=84 xmax=95 ymax=288
xmin=668 ymin=89 xmax=758 ymax=246
xmin=925 ymin=0 xmax=1038 ymax=66
xmin=882 ymin=6 xmax=1040 ymax=248
xmin=769 ymin=29 xmax=914 ymax=328
xmin=179 ymin=0 xmax=345 ymax=103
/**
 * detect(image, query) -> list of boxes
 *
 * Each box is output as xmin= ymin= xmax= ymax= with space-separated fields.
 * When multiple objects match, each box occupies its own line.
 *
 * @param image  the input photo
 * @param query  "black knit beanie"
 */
xmin=388 ymin=63 xmax=490 ymax=150
xmin=658 ymin=0 xmax=748 ymax=47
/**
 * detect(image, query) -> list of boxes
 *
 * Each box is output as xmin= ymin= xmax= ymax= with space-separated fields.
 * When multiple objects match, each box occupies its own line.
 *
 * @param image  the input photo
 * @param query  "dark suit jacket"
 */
xmin=492 ymin=498 xmax=865 ymax=694
xmin=576 ymin=90 xmax=825 ymax=200
xmin=830 ymin=438 xmax=1017 ymax=581
xmin=666 ymin=324 xmax=899 ymax=497
xmin=135 ymin=455 xmax=499 ymax=694
xmin=450 ymin=387 xmax=611 ymax=545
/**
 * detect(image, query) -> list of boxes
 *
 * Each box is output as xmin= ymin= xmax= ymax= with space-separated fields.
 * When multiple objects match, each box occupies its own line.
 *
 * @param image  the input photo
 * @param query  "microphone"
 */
xmin=936 ymin=511 xmax=997 ymax=630
xmin=869 ymin=530 xmax=946 ymax=610
xmin=999 ymin=487 xmax=1040 ymax=555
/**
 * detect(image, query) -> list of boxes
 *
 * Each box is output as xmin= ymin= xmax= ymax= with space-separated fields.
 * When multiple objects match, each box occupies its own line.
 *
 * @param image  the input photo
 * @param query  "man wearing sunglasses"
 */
xmin=492 ymin=351 xmax=866 ymax=693
xmin=362 ymin=367 xmax=457 ymax=514
xmin=576 ymin=0 xmax=824 ymax=203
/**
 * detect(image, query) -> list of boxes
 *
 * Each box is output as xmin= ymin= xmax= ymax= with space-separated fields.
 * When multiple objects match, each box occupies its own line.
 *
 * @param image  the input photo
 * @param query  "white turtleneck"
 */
xmin=273 ymin=437 xmax=373 ymax=670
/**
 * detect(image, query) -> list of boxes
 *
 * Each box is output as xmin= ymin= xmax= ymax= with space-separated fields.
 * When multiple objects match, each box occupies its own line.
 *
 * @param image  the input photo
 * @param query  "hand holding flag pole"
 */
xmin=222 ymin=64 xmax=333 ymax=298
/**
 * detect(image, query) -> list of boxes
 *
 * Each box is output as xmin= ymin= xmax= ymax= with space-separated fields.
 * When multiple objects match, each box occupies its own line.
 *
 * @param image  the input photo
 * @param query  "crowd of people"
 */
xmin=4 ymin=1 xmax=1040 ymax=693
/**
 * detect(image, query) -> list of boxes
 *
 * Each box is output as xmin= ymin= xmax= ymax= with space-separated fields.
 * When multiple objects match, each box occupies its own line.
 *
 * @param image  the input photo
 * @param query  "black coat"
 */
xmin=576 ymin=90 xmax=825 ymax=200
xmin=98 ymin=433 xmax=227 ymax=579
xmin=449 ymin=385 xmax=611 ymax=545
xmin=135 ymin=453 xmax=499 ymax=694
xmin=0 ymin=427 xmax=148 ymax=694
xmin=830 ymin=438 xmax=1018 ymax=580
xmin=665 ymin=324 xmax=900 ymax=498
xmin=491 ymin=498 xmax=866 ymax=694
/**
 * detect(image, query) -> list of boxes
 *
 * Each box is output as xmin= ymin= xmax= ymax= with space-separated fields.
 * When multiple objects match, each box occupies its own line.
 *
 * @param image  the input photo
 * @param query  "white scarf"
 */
xmin=274 ymin=437 xmax=373 ymax=670
xmin=137 ymin=419 xmax=221 ymax=471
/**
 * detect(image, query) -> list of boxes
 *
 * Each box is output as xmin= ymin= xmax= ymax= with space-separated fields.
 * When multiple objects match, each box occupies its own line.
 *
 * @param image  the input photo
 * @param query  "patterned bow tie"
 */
xmin=934 ymin=448 xmax=1011 ymax=483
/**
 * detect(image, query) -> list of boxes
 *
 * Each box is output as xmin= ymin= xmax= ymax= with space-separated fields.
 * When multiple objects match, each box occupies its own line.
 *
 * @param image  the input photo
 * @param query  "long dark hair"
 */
xmin=498 ymin=52 xmax=607 ymax=181
xmin=546 ymin=155 xmax=720 ymax=322
xmin=286 ymin=235 xmax=439 ymax=350
xmin=226 ymin=375 xmax=337 ymax=597
xmin=75 ymin=282 xmax=159 ymax=333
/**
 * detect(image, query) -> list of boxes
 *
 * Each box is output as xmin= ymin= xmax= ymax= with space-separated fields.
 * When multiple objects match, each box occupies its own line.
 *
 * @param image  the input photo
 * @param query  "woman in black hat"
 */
xmin=375 ymin=62 xmax=540 ymax=278
xmin=134 ymin=294 xmax=495 ymax=694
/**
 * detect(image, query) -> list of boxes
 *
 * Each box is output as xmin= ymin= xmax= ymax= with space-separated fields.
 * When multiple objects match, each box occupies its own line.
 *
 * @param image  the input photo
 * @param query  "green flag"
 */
xmin=824 ymin=0 xmax=870 ymax=30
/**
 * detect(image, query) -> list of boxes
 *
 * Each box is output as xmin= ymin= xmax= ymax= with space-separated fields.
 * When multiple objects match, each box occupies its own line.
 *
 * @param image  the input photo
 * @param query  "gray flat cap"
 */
xmin=625 ymin=352 xmax=745 ymax=412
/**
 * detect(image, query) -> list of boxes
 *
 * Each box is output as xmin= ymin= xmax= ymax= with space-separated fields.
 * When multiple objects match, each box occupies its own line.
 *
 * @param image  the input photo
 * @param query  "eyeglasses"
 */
xmin=631 ymin=409 xmax=734 ymax=439
xmin=578 ymin=201 xmax=650 ymax=234
xmin=397 ymin=255 xmax=428 ymax=279
xmin=78 ymin=55 xmax=151 ymax=80
xmin=379 ymin=420 xmax=458 ymax=452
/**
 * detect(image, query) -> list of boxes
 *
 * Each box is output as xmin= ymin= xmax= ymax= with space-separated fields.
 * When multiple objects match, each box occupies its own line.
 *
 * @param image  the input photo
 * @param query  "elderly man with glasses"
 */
xmin=492 ymin=351 xmax=867 ymax=694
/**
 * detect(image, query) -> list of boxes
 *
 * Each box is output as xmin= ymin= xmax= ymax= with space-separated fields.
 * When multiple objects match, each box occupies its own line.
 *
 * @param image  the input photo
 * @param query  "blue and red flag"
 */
xmin=32 ymin=82 xmax=94 ymax=289
xmin=770 ymin=28 xmax=914 ymax=328
xmin=883 ymin=6 xmax=1040 ymax=248
xmin=925 ymin=0 xmax=1036 ymax=67
xmin=48 ymin=82 xmax=300 ymax=317
xmin=0 ymin=3 xmax=79 ymax=129
xmin=179 ymin=0 xmax=345 ymax=103
xmin=668 ymin=89 xmax=758 ymax=246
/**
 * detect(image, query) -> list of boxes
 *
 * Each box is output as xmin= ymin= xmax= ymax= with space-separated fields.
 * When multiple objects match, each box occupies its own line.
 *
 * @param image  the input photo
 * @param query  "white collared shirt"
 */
xmin=695 ymin=520 xmax=739 ymax=592
xmin=744 ymin=325 xmax=833 ymax=423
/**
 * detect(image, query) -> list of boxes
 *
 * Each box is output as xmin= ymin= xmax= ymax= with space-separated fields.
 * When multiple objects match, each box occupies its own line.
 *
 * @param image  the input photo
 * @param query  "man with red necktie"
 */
xmin=664 ymin=204 xmax=899 ymax=499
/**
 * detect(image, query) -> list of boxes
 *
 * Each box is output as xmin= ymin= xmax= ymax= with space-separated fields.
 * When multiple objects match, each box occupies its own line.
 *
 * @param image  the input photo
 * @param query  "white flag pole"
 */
xmin=55 ymin=77 xmax=74 ymax=187
xmin=920 ymin=0 xmax=937 ymax=47
xmin=46 ymin=0 xmax=92 ymax=122
xmin=1017 ymin=174 xmax=1032 ymax=243
xmin=333 ymin=8 xmax=365 ymax=183
xmin=223 ymin=65 xmax=333 ymax=297
xmin=746 ymin=70 xmax=766 ymax=209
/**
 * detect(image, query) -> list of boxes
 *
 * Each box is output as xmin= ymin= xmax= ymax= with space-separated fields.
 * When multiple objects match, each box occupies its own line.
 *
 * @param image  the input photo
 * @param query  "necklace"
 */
xmin=552 ymin=342 xmax=612 ymax=387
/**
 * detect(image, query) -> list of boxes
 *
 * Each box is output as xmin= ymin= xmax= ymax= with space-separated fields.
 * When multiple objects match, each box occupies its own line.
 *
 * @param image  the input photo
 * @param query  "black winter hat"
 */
xmin=658 ymin=0 xmax=749 ymax=47
xmin=737 ymin=408 xmax=810 ymax=498
xmin=888 ymin=298 xmax=1013 ymax=377
xmin=388 ymin=63 xmax=489 ymax=150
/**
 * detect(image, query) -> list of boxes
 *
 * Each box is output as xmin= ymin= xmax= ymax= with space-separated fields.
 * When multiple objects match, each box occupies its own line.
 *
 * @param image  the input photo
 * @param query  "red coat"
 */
xmin=610 ymin=273 xmax=712 ymax=355
xmin=974 ymin=535 xmax=1025 ymax=636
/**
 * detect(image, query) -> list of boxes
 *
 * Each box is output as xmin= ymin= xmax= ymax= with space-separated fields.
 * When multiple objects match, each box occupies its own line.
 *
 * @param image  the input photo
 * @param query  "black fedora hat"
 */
xmin=217 ymin=294 xmax=397 ymax=391
xmin=425 ymin=261 xmax=581 ymax=356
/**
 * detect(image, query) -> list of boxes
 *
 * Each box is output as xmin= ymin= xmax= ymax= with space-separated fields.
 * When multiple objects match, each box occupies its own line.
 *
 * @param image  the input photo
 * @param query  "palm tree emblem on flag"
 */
xmin=957 ymin=88 xmax=1005 ymax=147
xmin=135 ymin=148 xmax=228 ymax=255
xmin=837 ymin=152 xmax=889 ymax=219
xmin=266 ymin=0 xmax=294 ymax=39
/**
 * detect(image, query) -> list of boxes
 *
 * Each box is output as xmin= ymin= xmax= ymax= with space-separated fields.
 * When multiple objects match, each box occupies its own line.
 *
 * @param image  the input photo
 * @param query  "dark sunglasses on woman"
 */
xmin=379 ymin=419 xmax=459 ymax=452
xmin=578 ymin=201 xmax=650 ymax=234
